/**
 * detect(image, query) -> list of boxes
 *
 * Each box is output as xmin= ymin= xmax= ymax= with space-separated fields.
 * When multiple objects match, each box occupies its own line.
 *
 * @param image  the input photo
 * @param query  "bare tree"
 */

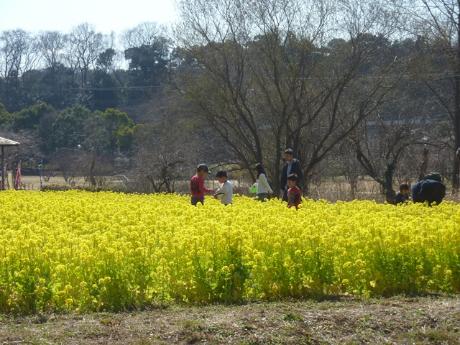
xmin=391 ymin=0 xmax=460 ymax=192
xmin=0 ymin=30 xmax=39 ymax=110
xmin=38 ymin=31 xmax=67 ymax=69
xmin=0 ymin=30 xmax=39 ymax=78
xmin=122 ymin=22 xmax=167 ymax=49
xmin=133 ymin=122 xmax=190 ymax=193
xmin=66 ymin=23 xmax=106 ymax=87
xmin=355 ymin=115 xmax=419 ymax=203
xmin=49 ymin=148 xmax=83 ymax=186
xmin=335 ymin=138 xmax=363 ymax=199
xmin=176 ymin=0 xmax=400 ymax=193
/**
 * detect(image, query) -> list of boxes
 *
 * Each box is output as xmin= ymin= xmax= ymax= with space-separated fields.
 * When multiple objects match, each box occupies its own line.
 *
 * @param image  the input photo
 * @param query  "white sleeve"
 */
xmin=215 ymin=185 xmax=223 ymax=195
xmin=260 ymin=174 xmax=273 ymax=194
xmin=226 ymin=183 xmax=233 ymax=196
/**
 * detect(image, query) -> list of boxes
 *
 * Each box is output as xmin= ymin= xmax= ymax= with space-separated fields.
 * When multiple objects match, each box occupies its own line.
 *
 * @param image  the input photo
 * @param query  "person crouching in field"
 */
xmin=214 ymin=171 xmax=233 ymax=205
xmin=255 ymin=163 xmax=273 ymax=201
xmin=412 ymin=173 xmax=446 ymax=206
xmin=395 ymin=183 xmax=411 ymax=205
xmin=287 ymin=174 xmax=302 ymax=209
xmin=190 ymin=164 xmax=213 ymax=206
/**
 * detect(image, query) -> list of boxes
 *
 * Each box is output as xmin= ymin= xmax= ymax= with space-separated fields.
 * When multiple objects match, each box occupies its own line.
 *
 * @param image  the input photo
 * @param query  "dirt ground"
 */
xmin=0 ymin=296 xmax=458 ymax=345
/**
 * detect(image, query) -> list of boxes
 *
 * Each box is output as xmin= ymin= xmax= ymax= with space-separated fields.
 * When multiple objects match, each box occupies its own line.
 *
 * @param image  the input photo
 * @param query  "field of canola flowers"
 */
xmin=0 ymin=191 xmax=459 ymax=314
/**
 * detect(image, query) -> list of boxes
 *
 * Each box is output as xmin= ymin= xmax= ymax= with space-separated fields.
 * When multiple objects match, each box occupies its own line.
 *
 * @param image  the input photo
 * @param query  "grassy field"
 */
xmin=0 ymin=297 xmax=459 ymax=344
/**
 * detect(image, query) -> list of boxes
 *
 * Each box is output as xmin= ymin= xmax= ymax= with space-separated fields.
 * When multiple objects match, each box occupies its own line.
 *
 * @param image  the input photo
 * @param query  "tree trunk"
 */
xmin=453 ymin=8 xmax=460 ymax=194
xmin=384 ymin=163 xmax=396 ymax=203
xmin=453 ymin=78 xmax=460 ymax=193
xmin=453 ymin=74 xmax=460 ymax=193
xmin=272 ymin=134 xmax=282 ymax=194
xmin=146 ymin=175 xmax=160 ymax=193
xmin=419 ymin=146 xmax=429 ymax=181
xmin=303 ymin=175 xmax=311 ymax=197
xmin=349 ymin=177 xmax=358 ymax=200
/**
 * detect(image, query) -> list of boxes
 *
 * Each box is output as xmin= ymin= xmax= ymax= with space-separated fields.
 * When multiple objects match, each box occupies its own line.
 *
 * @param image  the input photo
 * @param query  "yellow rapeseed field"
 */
xmin=0 ymin=191 xmax=458 ymax=314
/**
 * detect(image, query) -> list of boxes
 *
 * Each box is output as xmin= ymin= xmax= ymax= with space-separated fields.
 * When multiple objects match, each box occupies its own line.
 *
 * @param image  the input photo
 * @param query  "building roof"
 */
xmin=0 ymin=137 xmax=20 ymax=146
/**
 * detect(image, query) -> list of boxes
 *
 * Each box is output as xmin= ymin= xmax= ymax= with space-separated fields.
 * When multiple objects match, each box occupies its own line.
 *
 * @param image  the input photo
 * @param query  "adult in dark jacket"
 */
xmin=280 ymin=148 xmax=303 ymax=202
xmin=412 ymin=173 xmax=446 ymax=206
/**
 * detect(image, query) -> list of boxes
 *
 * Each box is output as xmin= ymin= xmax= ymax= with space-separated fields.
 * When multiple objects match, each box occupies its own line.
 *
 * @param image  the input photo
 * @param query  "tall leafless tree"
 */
xmin=391 ymin=0 xmax=460 ymax=192
xmin=122 ymin=22 xmax=167 ymax=49
xmin=0 ymin=30 xmax=39 ymax=110
xmin=38 ymin=31 xmax=67 ymax=69
xmin=66 ymin=23 xmax=106 ymax=87
xmin=133 ymin=122 xmax=191 ymax=193
xmin=176 ymin=0 xmax=401 ymax=193
xmin=355 ymin=115 xmax=421 ymax=203
xmin=0 ymin=30 xmax=39 ymax=78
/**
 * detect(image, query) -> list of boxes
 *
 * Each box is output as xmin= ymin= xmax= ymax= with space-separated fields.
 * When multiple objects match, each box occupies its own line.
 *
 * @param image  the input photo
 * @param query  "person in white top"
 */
xmin=255 ymin=163 xmax=273 ymax=201
xmin=214 ymin=171 xmax=233 ymax=205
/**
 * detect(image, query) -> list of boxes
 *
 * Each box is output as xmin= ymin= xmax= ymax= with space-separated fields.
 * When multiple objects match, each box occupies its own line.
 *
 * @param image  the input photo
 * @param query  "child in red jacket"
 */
xmin=287 ymin=174 xmax=302 ymax=209
xmin=190 ymin=164 xmax=213 ymax=205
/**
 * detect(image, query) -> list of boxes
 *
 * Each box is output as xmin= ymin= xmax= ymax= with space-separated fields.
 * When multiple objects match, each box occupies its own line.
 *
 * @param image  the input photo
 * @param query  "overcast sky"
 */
xmin=0 ymin=0 xmax=178 ymax=34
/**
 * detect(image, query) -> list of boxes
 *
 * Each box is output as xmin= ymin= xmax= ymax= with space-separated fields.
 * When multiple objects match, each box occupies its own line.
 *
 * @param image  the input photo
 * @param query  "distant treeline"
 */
xmin=0 ymin=22 xmax=171 ymax=112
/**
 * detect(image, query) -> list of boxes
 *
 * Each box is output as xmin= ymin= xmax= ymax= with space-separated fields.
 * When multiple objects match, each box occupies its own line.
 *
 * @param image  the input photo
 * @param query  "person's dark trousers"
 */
xmin=257 ymin=193 xmax=269 ymax=202
xmin=394 ymin=193 xmax=408 ymax=205
xmin=191 ymin=196 xmax=204 ymax=206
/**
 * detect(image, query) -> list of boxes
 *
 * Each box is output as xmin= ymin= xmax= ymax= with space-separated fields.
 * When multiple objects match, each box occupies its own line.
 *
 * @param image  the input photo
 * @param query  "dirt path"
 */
xmin=0 ymin=297 xmax=459 ymax=344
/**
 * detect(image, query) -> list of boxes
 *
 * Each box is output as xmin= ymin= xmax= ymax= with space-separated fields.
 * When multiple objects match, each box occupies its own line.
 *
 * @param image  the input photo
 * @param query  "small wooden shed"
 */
xmin=0 ymin=136 xmax=20 ymax=190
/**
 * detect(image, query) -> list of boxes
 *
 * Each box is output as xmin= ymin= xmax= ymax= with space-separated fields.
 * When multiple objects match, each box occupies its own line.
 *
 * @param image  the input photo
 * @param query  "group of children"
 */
xmin=190 ymin=163 xmax=302 ymax=209
xmin=190 ymin=164 xmax=234 ymax=206
xmin=191 ymin=161 xmax=448 ymax=208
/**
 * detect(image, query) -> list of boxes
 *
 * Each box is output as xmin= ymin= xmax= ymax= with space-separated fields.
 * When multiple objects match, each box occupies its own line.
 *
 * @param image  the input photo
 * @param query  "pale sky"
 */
xmin=0 ymin=0 xmax=178 ymax=34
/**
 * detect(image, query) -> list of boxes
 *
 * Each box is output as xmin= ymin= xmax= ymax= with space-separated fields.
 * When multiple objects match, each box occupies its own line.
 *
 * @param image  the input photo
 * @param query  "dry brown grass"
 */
xmin=11 ymin=175 xmax=460 ymax=203
xmin=0 ymin=297 xmax=458 ymax=344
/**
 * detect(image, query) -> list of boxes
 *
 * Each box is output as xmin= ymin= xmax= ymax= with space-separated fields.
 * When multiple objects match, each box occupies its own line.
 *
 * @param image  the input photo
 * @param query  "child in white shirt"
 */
xmin=214 ymin=171 xmax=233 ymax=205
